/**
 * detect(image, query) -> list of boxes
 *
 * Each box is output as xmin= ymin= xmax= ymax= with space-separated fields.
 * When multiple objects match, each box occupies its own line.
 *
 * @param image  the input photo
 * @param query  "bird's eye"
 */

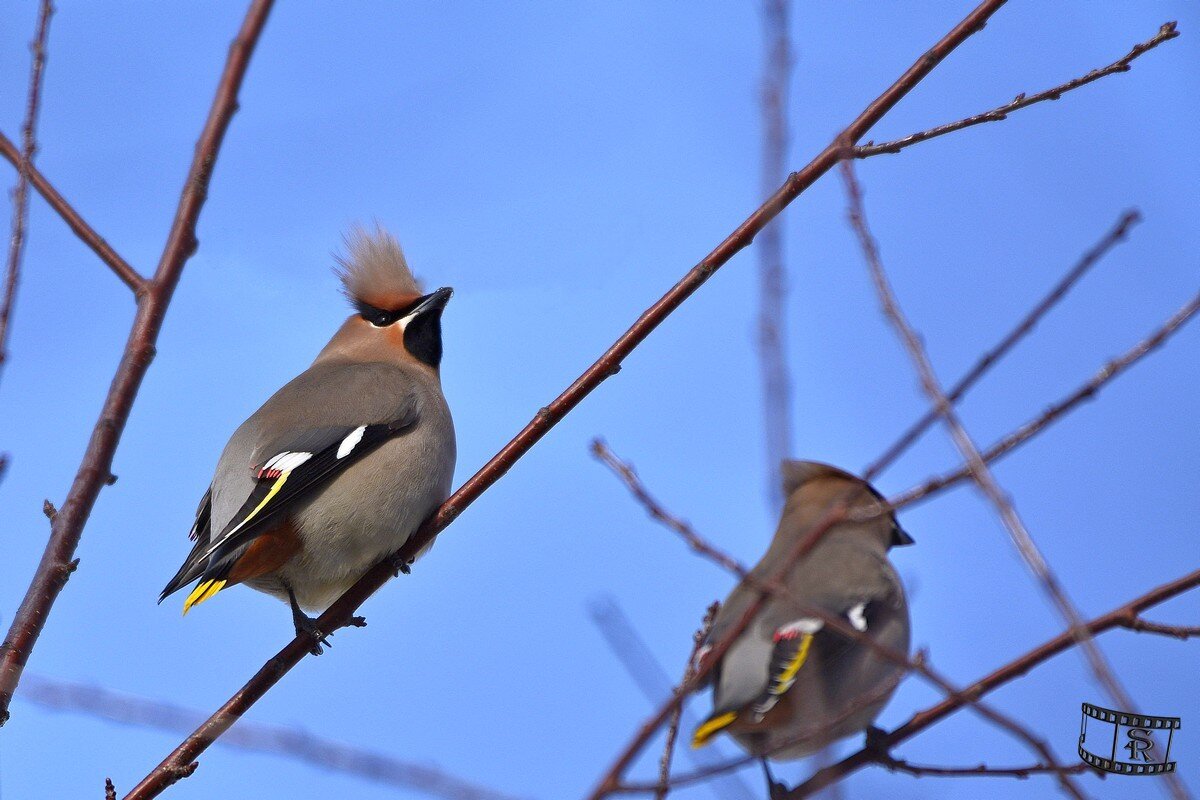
xmin=366 ymin=313 xmax=391 ymax=327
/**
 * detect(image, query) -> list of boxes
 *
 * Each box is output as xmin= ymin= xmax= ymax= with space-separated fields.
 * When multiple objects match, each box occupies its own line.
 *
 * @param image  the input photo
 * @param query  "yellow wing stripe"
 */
xmin=182 ymin=579 xmax=227 ymax=615
xmin=771 ymin=632 xmax=814 ymax=695
xmin=692 ymin=711 xmax=738 ymax=749
xmin=199 ymin=471 xmax=293 ymax=560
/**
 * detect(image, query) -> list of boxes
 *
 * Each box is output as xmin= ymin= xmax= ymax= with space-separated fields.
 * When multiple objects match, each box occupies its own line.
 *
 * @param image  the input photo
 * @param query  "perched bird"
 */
xmin=160 ymin=228 xmax=456 ymax=653
xmin=692 ymin=460 xmax=912 ymax=775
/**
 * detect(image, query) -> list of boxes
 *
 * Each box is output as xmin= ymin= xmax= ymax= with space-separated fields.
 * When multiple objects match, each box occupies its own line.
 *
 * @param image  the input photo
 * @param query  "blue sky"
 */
xmin=1 ymin=3 xmax=1198 ymax=799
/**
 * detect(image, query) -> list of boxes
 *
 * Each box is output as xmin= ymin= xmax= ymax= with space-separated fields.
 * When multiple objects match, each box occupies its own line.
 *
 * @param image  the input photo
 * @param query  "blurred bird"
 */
xmin=692 ymin=460 xmax=912 ymax=788
xmin=160 ymin=228 xmax=456 ymax=653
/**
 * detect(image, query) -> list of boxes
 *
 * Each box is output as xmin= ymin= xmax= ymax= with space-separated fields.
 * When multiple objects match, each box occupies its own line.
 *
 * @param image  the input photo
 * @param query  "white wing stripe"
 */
xmin=336 ymin=426 xmax=368 ymax=459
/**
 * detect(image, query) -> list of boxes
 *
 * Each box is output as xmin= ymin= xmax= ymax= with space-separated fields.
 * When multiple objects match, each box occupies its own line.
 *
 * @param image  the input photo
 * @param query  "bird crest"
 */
xmin=335 ymin=226 xmax=422 ymax=309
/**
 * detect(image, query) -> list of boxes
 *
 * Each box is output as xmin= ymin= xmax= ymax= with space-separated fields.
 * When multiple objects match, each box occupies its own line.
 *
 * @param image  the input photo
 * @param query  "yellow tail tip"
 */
xmin=182 ymin=579 xmax=226 ymax=615
xmin=692 ymin=711 xmax=738 ymax=749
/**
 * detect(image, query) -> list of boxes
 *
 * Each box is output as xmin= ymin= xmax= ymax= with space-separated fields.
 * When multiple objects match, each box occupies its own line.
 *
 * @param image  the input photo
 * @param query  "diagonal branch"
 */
xmin=890 ymin=288 xmax=1200 ymax=509
xmin=791 ymin=566 xmax=1200 ymax=797
xmin=0 ymin=131 xmax=145 ymax=294
xmin=876 ymin=755 xmax=1089 ymax=780
xmin=18 ymin=674 xmax=527 ymax=800
xmin=856 ymin=21 xmax=1179 ymax=159
xmin=121 ymin=3 xmax=1012 ymax=797
xmin=0 ymin=0 xmax=275 ymax=727
xmin=864 ymin=208 xmax=1140 ymax=480
xmin=654 ymin=605 xmax=717 ymax=800
xmin=839 ymin=159 xmax=1188 ymax=800
xmin=0 ymin=0 xmax=55 ymax=384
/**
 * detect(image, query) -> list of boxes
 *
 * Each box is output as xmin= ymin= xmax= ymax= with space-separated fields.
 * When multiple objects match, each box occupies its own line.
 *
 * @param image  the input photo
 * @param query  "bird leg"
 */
xmin=287 ymin=586 xmax=331 ymax=656
xmin=760 ymin=758 xmax=789 ymax=800
xmin=388 ymin=552 xmax=414 ymax=577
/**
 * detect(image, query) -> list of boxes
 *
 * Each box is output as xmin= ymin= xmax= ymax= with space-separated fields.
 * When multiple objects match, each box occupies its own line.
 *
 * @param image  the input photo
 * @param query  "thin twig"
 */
xmin=124 ymin=3 xmax=1010 ymax=796
xmin=864 ymin=209 xmax=1141 ymax=480
xmin=0 ymin=131 xmax=145 ymax=294
xmin=19 ymin=674 xmax=527 ymax=800
xmin=891 ymin=289 xmax=1200 ymax=509
xmin=877 ymin=755 xmax=1089 ymax=780
xmin=856 ymin=22 xmax=1179 ymax=158
xmin=592 ymin=440 xmax=1085 ymax=798
xmin=1122 ymin=617 xmax=1200 ymax=641
xmin=655 ymin=606 xmax=717 ymax=800
xmin=839 ymin=158 xmax=1186 ymax=800
xmin=790 ymin=567 xmax=1200 ymax=797
xmin=0 ymin=0 xmax=54 ymax=383
xmin=756 ymin=0 xmax=794 ymax=510
xmin=0 ymin=0 xmax=275 ymax=727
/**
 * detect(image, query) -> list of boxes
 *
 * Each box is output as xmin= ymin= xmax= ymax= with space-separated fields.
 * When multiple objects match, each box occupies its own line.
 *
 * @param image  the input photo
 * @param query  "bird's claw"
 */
xmin=390 ymin=555 xmax=413 ymax=577
xmin=347 ymin=615 xmax=367 ymax=628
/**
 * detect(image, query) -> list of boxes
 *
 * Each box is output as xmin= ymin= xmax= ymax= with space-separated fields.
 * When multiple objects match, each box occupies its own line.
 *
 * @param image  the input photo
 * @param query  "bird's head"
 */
xmin=319 ymin=226 xmax=453 ymax=370
xmin=780 ymin=459 xmax=914 ymax=549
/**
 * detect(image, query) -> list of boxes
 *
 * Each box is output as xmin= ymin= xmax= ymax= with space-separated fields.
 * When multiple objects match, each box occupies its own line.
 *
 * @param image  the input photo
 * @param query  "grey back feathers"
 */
xmin=335 ymin=227 xmax=422 ymax=302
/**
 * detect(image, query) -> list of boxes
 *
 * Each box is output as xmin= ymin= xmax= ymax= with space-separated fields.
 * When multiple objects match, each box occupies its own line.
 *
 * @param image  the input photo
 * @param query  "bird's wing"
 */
xmin=160 ymin=403 xmax=419 ymax=607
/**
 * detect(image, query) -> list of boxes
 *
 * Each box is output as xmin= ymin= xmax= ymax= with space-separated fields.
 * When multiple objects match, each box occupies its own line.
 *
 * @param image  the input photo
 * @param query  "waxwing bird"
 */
xmin=160 ymin=228 xmax=456 ymax=654
xmin=692 ymin=461 xmax=912 ymax=789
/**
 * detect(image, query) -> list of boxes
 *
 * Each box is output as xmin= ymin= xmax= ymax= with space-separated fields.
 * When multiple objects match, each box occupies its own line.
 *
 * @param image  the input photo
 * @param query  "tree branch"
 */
xmin=0 ymin=130 xmax=145 ymax=294
xmin=876 ymin=754 xmax=1089 ymax=780
xmin=0 ymin=0 xmax=54 ymax=383
xmin=839 ymin=158 xmax=1187 ymax=800
xmin=855 ymin=21 xmax=1179 ymax=158
xmin=654 ymin=605 xmax=717 ymax=800
xmin=864 ymin=208 xmax=1140 ymax=480
xmin=0 ymin=0 xmax=275 ymax=726
xmin=122 ymin=3 xmax=1011 ymax=797
xmin=890 ymin=288 xmax=1200 ymax=510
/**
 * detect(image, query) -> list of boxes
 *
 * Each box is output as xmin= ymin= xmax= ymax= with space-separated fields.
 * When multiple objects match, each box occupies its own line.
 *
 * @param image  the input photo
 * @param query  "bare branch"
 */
xmin=891 ymin=288 xmax=1200 ymax=509
xmin=756 ymin=0 xmax=795 ymax=509
xmin=864 ymin=209 xmax=1141 ymax=480
xmin=655 ymin=606 xmax=717 ymax=800
xmin=1121 ymin=617 xmax=1200 ymax=641
xmin=876 ymin=754 xmax=1089 ymax=780
xmin=0 ymin=131 xmax=145 ymax=294
xmin=123 ymin=3 xmax=1011 ymax=795
xmin=0 ymin=0 xmax=275 ymax=727
xmin=856 ymin=22 xmax=1179 ymax=158
xmin=839 ymin=159 xmax=1186 ymax=800
xmin=0 ymin=0 xmax=54 ymax=383
xmin=106 ymin=778 xmax=117 ymax=800
xmin=19 ymin=674 xmax=527 ymax=800
xmin=792 ymin=567 xmax=1200 ymax=797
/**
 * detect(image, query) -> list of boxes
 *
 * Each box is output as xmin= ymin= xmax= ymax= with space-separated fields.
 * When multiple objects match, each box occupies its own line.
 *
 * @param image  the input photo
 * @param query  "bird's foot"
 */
xmin=292 ymin=611 xmax=331 ymax=656
xmin=346 ymin=615 xmax=367 ymax=628
xmin=864 ymin=725 xmax=890 ymax=755
xmin=389 ymin=554 xmax=413 ymax=577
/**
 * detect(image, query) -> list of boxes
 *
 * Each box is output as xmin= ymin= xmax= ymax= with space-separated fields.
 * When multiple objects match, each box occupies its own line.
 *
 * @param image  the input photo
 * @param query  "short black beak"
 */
xmin=411 ymin=286 xmax=452 ymax=316
xmin=891 ymin=525 xmax=915 ymax=547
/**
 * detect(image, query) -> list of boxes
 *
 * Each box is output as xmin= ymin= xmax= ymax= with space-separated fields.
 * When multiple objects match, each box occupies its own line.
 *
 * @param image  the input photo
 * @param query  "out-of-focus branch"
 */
xmin=890 ymin=288 xmax=1200 ymax=509
xmin=0 ymin=131 xmax=145 ymax=294
xmin=792 ymin=567 xmax=1200 ymax=797
xmin=856 ymin=22 xmax=1179 ymax=159
xmin=864 ymin=209 xmax=1140 ymax=480
xmin=756 ymin=0 xmax=794 ymax=510
xmin=587 ymin=598 xmax=756 ymax=800
xmin=0 ymin=0 xmax=54 ymax=383
xmin=655 ymin=606 xmax=717 ymax=800
xmin=590 ymin=440 xmax=1085 ymax=799
xmin=19 ymin=674 xmax=527 ymax=800
xmin=0 ymin=0 xmax=275 ymax=727
xmin=839 ymin=159 xmax=1187 ymax=800
xmin=126 ymin=3 xmax=1011 ymax=796
xmin=876 ymin=755 xmax=1089 ymax=780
